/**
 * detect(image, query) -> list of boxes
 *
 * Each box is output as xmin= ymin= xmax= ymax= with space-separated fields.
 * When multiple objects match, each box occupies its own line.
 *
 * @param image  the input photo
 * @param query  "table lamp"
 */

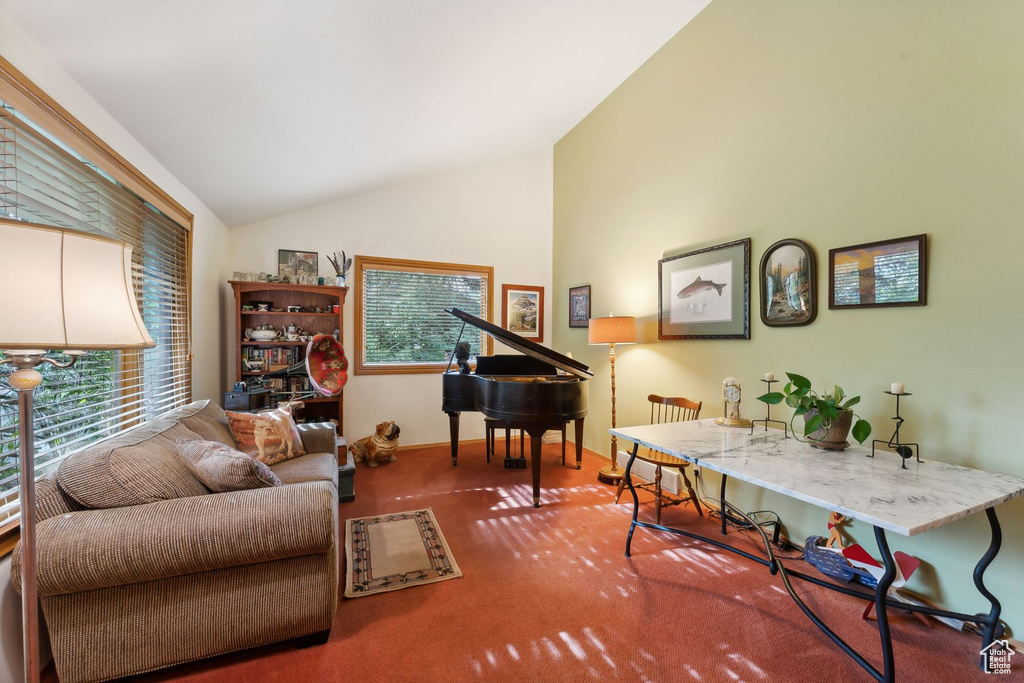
xmin=0 ymin=222 xmax=155 ymax=683
xmin=588 ymin=314 xmax=636 ymax=484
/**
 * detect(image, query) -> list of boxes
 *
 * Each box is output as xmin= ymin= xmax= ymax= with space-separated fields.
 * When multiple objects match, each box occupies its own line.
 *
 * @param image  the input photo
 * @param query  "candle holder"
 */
xmin=870 ymin=391 xmax=921 ymax=469
xmin=750 ymin=379 xmax=789 ymax=437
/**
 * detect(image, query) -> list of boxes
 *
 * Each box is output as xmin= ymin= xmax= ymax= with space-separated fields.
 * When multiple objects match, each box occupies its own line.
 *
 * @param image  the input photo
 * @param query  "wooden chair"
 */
xmin=614 ymin=395 xmax=703 ymax=523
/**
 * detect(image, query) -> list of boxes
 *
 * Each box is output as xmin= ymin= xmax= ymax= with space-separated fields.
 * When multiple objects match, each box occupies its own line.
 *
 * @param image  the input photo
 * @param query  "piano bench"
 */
xmin=484 ymin=419 xmax=568 ymax=466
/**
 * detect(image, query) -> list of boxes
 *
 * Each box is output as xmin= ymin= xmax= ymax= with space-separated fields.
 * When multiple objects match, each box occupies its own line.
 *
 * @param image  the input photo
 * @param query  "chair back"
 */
xmin=648 ymin=394 xmax=701 ymax=425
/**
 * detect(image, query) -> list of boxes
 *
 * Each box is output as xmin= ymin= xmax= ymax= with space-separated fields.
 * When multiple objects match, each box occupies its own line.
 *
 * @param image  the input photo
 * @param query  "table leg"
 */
xmin=624 ymin=443 xmax=641 ymax=557
xmin=974 ymin=507 xmax=1004 ymax=668
xmin=720 ymin=474 xmax=729 ymax=536
xmin=872 ymin=526 xmax=898 ymax=683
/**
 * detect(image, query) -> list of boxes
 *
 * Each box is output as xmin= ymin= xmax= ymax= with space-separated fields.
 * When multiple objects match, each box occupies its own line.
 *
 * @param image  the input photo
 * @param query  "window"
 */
xmin=355 ymin=256 xmax=493 ymax=374
xmin=0 ymin=58 xmax=192 ymax=531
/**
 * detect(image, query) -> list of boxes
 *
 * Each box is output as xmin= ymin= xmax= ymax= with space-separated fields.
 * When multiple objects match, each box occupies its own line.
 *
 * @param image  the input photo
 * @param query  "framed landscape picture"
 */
xmin=759 ymin=239 xmax=816 ymax=327
xmin=568 ymin=285 xmax=591 ymax=328
xmin=278 ymin=249 xmax=318 ymax=280
xmin=502 ymin=284 xmax=544 ymax=342
xmin=658 ymin=238 xmax=750 ymax=340
xmin=828 ymin=234 xmax=927 ymax=309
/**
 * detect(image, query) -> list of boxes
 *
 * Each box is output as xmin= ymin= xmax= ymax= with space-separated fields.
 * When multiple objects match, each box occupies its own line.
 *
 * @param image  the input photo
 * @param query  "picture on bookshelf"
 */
xmin=278 ymin=249 xmax=319 ymax=280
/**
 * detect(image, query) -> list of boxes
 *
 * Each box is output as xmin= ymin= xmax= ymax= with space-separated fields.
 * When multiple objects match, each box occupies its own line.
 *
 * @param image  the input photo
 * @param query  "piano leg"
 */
xmin=446 ymin=411 xmax=460 ymax=466
xmin=574 ymin=419 xmax=584 ymax=470
xmin=526 ymin=426 xmax=546 ymax=508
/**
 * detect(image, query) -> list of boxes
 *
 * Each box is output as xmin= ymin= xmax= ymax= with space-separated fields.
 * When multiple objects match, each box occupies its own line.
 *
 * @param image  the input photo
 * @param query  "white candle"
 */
xmin=765 ymin=372 xmax=775 ymax=381
xmin=891 ymin=382 xmax=905 ymax=394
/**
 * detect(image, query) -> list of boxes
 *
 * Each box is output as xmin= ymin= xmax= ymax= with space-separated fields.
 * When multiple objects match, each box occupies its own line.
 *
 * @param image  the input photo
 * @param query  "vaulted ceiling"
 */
xmin=1 ymin=0 xmax=710 ymax=227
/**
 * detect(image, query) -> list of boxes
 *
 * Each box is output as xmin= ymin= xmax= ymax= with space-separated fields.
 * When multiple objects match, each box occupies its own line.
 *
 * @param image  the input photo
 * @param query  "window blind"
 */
xmin=355 ymin=257 xmax=492 ymax=374
xmin=0 ymin=98 xmax=191 ymax=528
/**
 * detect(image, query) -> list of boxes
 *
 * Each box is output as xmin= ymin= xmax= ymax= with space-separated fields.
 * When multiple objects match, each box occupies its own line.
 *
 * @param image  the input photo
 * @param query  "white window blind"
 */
xmin=355 ymin=256 xmax=492 ymax=374
xmin=0 ymin=97 xmax=191 ymax=528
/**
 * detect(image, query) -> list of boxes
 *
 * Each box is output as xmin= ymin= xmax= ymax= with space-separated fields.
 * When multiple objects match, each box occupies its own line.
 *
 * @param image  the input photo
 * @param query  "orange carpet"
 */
xmin=113 ymin=440 xmax=996 ymax=682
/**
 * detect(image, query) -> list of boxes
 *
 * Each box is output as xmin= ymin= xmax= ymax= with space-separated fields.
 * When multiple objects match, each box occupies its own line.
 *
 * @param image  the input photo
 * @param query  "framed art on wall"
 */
xmin=502 ymin=284 xmax=544 ymax=341
xmin=828 ymin=234 xmax=927 ymax=309
xmin=759 ymin=239 xmax=816 ymax=327
xmin=278 ymin=249 xmax=319 ymax=280
xmin=658 ymin=238 xmax=750 ymax=339
xmin=568 ymin=285 xmax=591 ymax=328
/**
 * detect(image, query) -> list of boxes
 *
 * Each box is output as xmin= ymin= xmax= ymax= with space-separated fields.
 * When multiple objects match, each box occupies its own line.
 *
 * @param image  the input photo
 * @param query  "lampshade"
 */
xmin=588 ymin=315 xmax=636 ymax=345
xmin=0 ymin=223 xmax=155 ymax=350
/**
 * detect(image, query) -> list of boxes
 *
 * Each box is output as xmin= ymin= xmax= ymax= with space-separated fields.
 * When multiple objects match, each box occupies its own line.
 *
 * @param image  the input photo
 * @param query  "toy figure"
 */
xmin=826 ymin=511 xmax=847 ymax=549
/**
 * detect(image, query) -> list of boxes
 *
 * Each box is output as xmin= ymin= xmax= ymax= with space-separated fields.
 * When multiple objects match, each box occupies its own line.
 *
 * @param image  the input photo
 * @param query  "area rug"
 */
xmin=344 ymin=507 xmax=462 ymax=598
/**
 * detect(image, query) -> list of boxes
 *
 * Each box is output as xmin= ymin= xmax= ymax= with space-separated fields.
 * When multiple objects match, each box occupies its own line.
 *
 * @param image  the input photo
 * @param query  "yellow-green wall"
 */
xmin=554 ymin=0 xmax=1024 ymax=635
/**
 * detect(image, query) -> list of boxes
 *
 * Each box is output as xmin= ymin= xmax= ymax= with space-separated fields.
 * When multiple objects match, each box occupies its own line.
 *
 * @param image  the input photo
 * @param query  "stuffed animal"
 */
xmin=350 ymin=420 xmax=401 ymax=467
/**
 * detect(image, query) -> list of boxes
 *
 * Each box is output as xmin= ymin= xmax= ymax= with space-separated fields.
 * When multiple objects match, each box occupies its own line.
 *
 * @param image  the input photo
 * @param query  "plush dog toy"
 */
xmin=349 ymin=420 xmax=401 ymax=467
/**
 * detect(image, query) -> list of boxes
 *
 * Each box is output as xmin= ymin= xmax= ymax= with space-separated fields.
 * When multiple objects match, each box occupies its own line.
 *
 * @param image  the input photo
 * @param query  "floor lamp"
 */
xmin=0 ymin=223 xmax=155 ymax=683
xmin=588 ymin=314 xmax=636 ymax=485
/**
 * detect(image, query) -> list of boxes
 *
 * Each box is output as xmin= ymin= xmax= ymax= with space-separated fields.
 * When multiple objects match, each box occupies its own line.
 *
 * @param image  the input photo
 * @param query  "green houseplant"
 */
xmin=757 ymin=372 xmax=871 ymax=448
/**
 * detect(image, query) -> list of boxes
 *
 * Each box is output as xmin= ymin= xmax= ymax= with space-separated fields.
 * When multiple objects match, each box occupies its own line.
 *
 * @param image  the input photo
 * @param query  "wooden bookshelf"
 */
xmin=230 ymin=281 xmax=347 ymax=434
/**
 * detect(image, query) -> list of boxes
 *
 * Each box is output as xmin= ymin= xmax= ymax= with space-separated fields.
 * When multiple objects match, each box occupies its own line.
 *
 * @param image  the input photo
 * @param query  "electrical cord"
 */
xmin=692 ymin=468 xmax=804 ymax=560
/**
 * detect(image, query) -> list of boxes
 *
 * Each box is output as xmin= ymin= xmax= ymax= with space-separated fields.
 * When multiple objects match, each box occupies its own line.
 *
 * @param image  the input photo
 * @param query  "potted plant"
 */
xmin=757 ymin=372 xmax=871 ymax=449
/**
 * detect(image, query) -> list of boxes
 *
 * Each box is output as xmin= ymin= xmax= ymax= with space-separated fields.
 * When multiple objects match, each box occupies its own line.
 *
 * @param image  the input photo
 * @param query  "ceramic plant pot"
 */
xmin=803 ymin=408 xmax=853 ymax=450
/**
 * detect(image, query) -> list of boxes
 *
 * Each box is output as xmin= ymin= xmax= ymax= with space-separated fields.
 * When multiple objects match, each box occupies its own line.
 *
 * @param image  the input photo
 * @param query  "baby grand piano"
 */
xmin=442 ymin=307 xmax=591 ymax=507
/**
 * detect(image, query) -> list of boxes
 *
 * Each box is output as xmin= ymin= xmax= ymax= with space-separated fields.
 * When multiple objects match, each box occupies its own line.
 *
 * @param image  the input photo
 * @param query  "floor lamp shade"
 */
xmin=0 ymin=223 xmax=154 ymax=351
xmin=588 ymin=315 xmax=637 ymax=346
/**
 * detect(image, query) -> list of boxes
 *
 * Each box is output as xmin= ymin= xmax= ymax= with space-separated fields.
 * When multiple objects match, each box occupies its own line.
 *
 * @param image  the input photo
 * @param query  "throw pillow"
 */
xmin=224 ymin=404 xmax=306 ymax=465
xmin=176 ymin=439 xmax=283 ymax=492
xmin=57 ymin=420 xmax=210 ymax=509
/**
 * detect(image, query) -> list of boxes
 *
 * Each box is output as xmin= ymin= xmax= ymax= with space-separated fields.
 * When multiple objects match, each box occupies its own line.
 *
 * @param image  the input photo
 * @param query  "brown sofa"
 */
xmin=12 ymin=400 xmax=339 ymax=683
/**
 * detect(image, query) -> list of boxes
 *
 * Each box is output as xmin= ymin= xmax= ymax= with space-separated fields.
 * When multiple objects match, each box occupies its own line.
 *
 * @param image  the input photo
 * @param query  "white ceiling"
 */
xmin=1 ymin=0 xmax=710 ymax=227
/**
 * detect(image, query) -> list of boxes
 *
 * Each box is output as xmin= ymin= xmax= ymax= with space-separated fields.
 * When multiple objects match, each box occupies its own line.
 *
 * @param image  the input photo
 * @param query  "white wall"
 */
xmin=1 ymin=10 xmax=230 ymax=679
xmin=229 ymin=149 xmax=553 ymax=445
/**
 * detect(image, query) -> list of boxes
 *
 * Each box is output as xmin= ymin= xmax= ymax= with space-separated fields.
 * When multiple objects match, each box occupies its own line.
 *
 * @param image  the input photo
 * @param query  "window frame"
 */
xmin=354 ymin=256 xmax=493 ymax=375
xmin=0 ymin=57 xmax=193 ymax=540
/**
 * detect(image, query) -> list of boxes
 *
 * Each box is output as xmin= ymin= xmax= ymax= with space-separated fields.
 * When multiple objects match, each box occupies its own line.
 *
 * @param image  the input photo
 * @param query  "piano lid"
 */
xmin=446 ymin=307 xmax=593 ymax=379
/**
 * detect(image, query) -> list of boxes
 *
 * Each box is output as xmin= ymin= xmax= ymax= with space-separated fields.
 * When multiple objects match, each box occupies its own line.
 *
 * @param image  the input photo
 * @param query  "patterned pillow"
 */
xmin=176 ymin=439 xmax=283 ymax=492
xmin=224 ymin=404 xmax=306 ymax=465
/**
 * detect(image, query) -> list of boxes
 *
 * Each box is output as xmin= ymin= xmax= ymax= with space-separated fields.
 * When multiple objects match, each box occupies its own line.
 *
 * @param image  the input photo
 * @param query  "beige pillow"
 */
xmin=224 ymin=404 xmax=306 ymax=465
xmin=176 ymin=439 xmax=283 ymax=492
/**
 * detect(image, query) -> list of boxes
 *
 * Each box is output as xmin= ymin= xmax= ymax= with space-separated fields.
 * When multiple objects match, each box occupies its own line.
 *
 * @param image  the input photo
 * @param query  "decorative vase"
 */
xmin=803 ymin=408 xmax=853 ymax=450
xmin=336 ymin=275 xmax=347 ymax=287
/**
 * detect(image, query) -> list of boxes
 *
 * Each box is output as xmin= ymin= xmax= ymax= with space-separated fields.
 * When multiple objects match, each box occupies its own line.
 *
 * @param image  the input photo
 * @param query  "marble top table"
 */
xmin=611 ymin=419 xmax=1024 ymax=537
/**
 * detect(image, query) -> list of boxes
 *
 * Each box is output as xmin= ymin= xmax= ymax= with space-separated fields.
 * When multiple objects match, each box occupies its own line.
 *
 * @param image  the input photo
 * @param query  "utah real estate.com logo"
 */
xmin=981 ymin=640 xmax=1016 ymax=675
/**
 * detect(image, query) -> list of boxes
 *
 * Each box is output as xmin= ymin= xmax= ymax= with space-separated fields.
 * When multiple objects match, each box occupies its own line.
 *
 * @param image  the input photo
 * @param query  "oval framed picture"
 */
xmin=759 ymin=239 xmax=816 ymax=327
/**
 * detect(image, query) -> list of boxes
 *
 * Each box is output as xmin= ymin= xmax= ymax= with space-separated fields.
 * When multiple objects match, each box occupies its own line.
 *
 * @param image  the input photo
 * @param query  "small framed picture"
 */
xmin=658 ymin=238 xmax=750 ymax=340
xmin=286 ymin=305 xmax=303 ymax=313
xmin=828 ymin=234 xmax=927 ymax=309
xmin=502 ymin=284 xmax=544 ymax=342
xmin=759 ymin=239 xmax=816 ymax=327
xmin=568 ymin=285 xmax=591 ymax=328
xmin=278 ymin=249 xmax=319 ymax=279
xmin=252 ymin=301 xmax=273 ymax=312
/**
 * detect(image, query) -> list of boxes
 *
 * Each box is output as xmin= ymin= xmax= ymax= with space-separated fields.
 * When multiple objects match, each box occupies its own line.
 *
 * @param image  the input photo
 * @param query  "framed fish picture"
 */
xmin=658 ymin=238 xmax=750 ymax=340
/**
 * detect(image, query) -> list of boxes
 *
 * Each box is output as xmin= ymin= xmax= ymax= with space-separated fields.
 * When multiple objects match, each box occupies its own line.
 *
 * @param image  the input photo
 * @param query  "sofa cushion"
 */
xmin=57 ymin=420 xmax=210 ymax=509
xmin=269 ymin=451 xmax=338 ymax=489
xmin=176 ymin=439 xmax=283 ymax=492
xmin=35 ymin=473 xmax=86 ymax=522
xmin=225 ymin=404 xmax=306 ymax=466
xmin=159 ymin=399 xmax=236 ymax=447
